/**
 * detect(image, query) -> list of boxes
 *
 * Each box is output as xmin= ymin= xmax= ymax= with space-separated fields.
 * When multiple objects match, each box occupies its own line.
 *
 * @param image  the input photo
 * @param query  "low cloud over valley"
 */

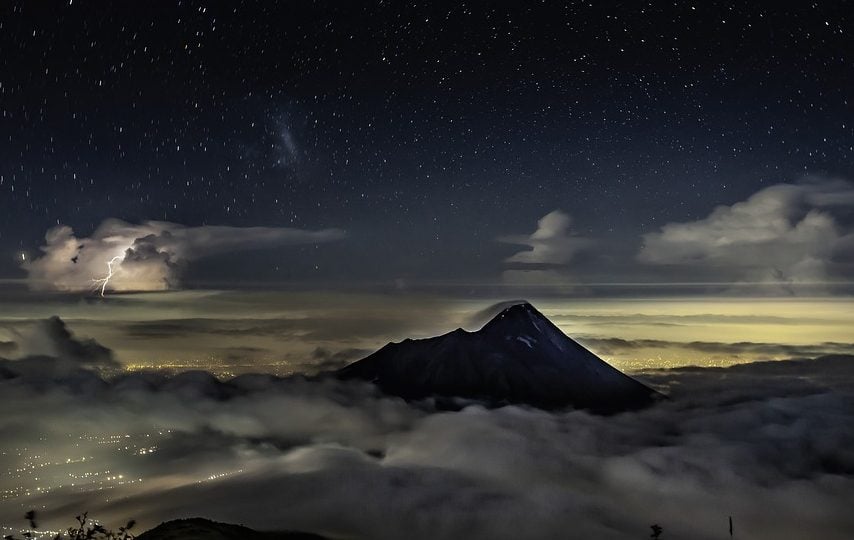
xmin=1 ymin=319 xmax=854 ymax=539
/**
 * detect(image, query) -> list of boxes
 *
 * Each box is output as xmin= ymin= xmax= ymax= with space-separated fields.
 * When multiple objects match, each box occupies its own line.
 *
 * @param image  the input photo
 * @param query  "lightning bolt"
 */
xmin=92 ymin=255 xmax=124 ymax=297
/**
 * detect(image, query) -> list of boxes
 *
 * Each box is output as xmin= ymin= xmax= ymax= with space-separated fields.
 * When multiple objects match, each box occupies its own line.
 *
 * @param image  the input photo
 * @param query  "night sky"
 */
xmin=2 ymin=1 xmax=852 ymax=286
xmin=3 ymin=5 xmax=854 ymax=538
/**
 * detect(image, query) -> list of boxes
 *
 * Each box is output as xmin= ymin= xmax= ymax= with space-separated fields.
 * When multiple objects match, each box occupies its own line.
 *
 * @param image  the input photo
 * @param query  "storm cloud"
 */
xmin=22 ymin=219 xmax=346 ymax=293
xmin=2 ymin=322 xmax=854 ymax=539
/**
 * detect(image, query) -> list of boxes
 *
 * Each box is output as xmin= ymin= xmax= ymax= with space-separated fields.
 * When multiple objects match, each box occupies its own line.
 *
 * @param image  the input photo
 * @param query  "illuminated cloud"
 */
xmin=497 ymin=210 xmax=591 ymax=286
xmin=22 ymin=219 xmax=346 ymax=293
xmin=638 ymin=180 xmax=854 ymax=286
xmin=499 ymin=210 xmax=590 ymax=265
xmin=5 ymin=316 xmax=117 ymax=369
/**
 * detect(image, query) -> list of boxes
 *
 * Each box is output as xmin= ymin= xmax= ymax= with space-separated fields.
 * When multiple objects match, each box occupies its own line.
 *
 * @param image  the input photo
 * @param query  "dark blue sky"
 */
xmin=1 ymin=1 xmax=851 ymax=285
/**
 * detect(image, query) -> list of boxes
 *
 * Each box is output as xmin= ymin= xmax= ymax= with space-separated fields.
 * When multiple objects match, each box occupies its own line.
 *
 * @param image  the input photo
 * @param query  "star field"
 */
xmin=1 ymin=1 xmax=851 ymax=282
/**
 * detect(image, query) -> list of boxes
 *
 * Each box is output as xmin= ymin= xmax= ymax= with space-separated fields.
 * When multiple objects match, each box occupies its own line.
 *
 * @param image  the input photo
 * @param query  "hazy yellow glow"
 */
xmin=525 ymin=297 xmax=854 ymax=370
xmin=1 ymin=291 xmax=852 ymax=375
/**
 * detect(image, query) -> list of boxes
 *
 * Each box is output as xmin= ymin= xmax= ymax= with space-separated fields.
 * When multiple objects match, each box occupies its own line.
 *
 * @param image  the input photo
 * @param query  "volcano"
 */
xmin=338 ymin=302 xmax=661 ymax=413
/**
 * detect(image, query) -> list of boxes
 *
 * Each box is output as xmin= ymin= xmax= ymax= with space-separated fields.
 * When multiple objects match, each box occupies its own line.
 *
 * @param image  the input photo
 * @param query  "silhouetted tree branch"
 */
xmin=4 ymin=511 xmax=135 ymax=540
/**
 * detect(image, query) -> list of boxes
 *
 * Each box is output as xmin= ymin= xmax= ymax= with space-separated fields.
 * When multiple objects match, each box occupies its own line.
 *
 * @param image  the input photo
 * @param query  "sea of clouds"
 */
xmin=1 ymin=318 xmax=854 ymax=539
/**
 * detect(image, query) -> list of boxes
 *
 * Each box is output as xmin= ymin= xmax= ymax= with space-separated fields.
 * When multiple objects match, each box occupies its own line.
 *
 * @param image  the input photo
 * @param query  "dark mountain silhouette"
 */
xmin=338 ymin=301 xmax=662 ymax=412
xmin=136 ymin=518 xmax=329 ymax=540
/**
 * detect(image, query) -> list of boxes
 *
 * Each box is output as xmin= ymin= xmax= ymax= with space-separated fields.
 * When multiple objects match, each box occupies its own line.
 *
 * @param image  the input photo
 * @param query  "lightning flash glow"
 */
xmin=92 ymin=255 xmax=125 ymax=297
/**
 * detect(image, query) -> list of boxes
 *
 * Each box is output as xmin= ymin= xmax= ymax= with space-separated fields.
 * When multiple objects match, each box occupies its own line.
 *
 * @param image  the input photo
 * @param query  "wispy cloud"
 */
xmin=579 ymin=336 xmax=854 ymax=359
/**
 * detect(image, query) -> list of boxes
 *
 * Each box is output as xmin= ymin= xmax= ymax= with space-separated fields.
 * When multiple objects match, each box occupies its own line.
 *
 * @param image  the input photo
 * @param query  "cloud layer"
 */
xmin=2 ymin=320 xmax=854 ymax=539
xmin=22 ymin=219 xmax=346 ymax=293
xmin=638 ymin=180 xmax=854 ymax=286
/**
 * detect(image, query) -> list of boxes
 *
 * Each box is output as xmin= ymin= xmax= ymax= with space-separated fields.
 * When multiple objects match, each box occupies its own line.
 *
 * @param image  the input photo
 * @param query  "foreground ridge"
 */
xmin=136 ymin=518 xmax=329 ymax=540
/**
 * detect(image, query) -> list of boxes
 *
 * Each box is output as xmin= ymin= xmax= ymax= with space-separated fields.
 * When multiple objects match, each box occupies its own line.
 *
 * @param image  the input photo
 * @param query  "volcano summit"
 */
xmin=338 ymin=302 xmax=661 ymax=413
